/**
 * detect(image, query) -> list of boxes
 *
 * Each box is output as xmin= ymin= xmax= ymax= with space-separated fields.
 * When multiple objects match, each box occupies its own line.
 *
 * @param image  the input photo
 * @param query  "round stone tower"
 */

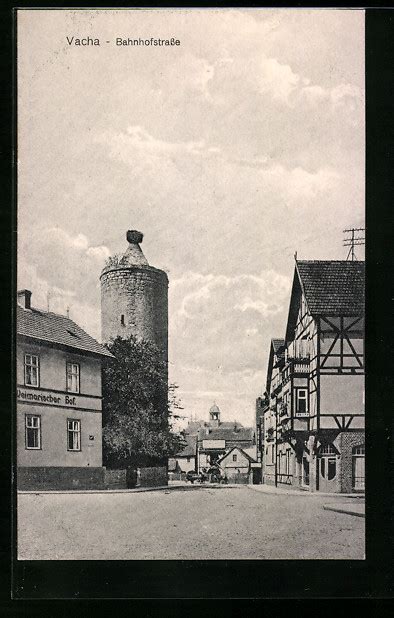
xmin=100 ymin=230 xmax=168 ymax=361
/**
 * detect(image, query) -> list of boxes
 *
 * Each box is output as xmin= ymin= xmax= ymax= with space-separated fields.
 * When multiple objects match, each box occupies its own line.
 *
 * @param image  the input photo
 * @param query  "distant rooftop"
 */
xmin=176 ymin=434 xmax=197 ymax=458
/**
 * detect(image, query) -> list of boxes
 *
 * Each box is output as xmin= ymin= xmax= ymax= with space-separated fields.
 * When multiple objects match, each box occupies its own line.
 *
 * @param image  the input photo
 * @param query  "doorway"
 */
xmin=352 ymin=445 xmax=365 ymax=491
xmin=317 ymin=444 xmax=338 ymax=492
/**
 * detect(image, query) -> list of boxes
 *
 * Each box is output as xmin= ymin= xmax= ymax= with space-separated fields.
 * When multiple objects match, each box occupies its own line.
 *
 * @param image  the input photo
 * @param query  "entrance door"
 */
xmin=252 ymin=468 xmax=261 ymax=484
xmin=317 ymin=444 xmax=338 ymax=492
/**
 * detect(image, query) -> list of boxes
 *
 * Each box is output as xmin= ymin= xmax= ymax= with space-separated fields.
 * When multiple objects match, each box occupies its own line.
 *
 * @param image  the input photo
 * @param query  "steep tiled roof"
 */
xmin=217 ymin=446 xmax=256 ymax=464
xmin=272 ymin=338 xmax=285 ymax=366
xmin=272 ymin=338 xmax=285 ymax=353
xmin=197 ymin=425 xmax=254 ymax=443
xmin=184 ymin=420 xmax=206 ymax=435
xmin=297 ymin=260 xmax=365 ymax=316
xmin=176 ymin=434 xmax=197 ymax=457
xmin=17 ymin=305 xmax=114 ymax=358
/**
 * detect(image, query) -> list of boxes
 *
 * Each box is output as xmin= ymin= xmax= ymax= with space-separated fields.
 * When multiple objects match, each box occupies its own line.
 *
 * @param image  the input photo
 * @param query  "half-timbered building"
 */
xmin=261 ymin=260 xmax=365 ymax=493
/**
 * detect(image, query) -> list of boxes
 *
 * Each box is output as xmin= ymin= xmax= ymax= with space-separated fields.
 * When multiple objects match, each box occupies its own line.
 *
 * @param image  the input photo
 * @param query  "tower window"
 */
xmin=120 ymin=314 xmax=125 ymax=326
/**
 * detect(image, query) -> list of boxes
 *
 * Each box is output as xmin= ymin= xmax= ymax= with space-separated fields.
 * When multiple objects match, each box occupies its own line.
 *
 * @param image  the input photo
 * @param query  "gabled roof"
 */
xmin=197 ymin=425 xmax=254 ymax=443
xmin=297 ymin=260 xmax=365 ymax=315
xmin=176 ymin=434 xmax=197 ymax=458
xmin=184 ymin=420 xmax=206 ymax=435
xmin=17 ymin=305 xmax=114 ymax=358
xmin=265 ymin=338 xmax=285 ymax=392
xmin=272 ymin=338 xmax=285 ymax=353
xmin=286 ymin=260 xmax=365 ymax=341
xmin=217 ymin=446 xmax=256 ymax=464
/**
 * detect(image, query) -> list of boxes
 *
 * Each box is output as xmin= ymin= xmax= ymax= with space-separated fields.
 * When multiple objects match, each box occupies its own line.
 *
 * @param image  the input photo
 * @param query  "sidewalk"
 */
xmin=247 ymin=483 xmax=365 ymax=499
xmin=17 ymin=481 xmax=235 ymax=495
xmin=18 ymin=483 xmax=185 ymax=495
xmin=323 ymin=502 xmax=365 ymax=517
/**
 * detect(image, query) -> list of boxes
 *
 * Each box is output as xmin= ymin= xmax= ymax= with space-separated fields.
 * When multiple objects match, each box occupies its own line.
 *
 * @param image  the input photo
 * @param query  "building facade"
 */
xmin=17 ymin=290 xmax=114 ymax=490
xmin=196 ymin=404 xmax=255 ymax=472
xmin=255 ymin=387 xmax=270 ymax=484
xmin=217 ymin=446 xmax=254 ymax=484
xmin=174 ymin=434 xmax=197 ymax=473
xmin=260 ymin=260 xmax=365 ymax=493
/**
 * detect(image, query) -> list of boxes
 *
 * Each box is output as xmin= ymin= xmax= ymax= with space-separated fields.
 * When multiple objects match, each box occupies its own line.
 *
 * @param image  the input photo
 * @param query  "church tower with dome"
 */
xmin=209 ymin=403 xmax=221 ymax=428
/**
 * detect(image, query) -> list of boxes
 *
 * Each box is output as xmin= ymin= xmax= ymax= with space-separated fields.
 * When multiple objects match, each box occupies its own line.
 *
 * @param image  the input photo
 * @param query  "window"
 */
xmin=25 ymin=415 xmax=41 ymax=449
xmin=232 ymin=454 xmax=237 ymax=462
xmin=319 ymin=444 xmax=337 ymax=455
xmin=66 ymin=363 xmax=80 ymax=393
xmin=319 ymin=444 xmax=337 ymax=481
xmin=187 ymin=457 xmax=190 ymax=463
xmin=67 ymin=419 xmax=81 ymax=451
xmin=296 ymin=389 xmax=308 ymax=415
xmin=352 ymin=445 xmax=365 ymax=490
xmin=286 ymin=449 xmax=291 ymax=475
xmin=120 ymin=314 xmax=125 ymax=326
xmin=24 ymin=354 xmax=39 ymax=387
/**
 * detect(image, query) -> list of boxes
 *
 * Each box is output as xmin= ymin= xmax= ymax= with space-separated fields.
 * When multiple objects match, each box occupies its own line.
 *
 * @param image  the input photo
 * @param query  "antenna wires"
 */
xmin=343 ymin=228 xmax=365 ymax=261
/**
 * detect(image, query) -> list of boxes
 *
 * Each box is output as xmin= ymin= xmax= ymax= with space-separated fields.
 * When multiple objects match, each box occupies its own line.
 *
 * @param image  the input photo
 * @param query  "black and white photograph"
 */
xmin=16 ymin=8 xmax=365 ymax=564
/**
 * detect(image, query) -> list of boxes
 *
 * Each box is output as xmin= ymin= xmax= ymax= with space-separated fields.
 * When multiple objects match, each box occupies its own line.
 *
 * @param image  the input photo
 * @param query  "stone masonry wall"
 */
xmin=101 ymin=267 xmax=168 ymax=361
xmin=337 ymin=430 xmax=365 ymax=493
xmin=18 ymin=466 xmax=105 ymax=490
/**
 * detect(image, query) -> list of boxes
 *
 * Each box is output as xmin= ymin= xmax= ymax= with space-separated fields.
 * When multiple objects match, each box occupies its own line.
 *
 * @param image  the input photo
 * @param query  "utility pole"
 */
xmin=343 ymin=228 xmax=365 ymax=261
xmin=46 ymin=290 xmax=51 ymax=312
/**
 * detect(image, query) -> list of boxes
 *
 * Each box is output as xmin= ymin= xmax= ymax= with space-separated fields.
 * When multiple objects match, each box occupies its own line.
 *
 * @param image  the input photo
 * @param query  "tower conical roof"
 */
xmin=121 ymin=230 xmax=149 ymax=267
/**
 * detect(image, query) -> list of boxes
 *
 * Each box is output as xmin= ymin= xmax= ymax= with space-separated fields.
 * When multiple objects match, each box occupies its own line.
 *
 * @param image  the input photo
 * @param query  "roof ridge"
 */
xmin=297 ymin=259 xmax=365 ymax=265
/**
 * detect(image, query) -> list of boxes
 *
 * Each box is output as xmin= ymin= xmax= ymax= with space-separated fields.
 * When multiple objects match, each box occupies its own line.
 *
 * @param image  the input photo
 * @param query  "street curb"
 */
xmin=17 ymin=484 xmax=181 ymax=495
xmin=246 ymin=485 xmax=365 ymax=498
xmin=323 ymin=505 xmax=365 ymax=518
xmin=17 ymin=483 xmax=241 ymax=495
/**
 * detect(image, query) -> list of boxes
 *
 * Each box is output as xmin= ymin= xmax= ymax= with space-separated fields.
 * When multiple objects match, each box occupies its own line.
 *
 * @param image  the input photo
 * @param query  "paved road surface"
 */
xmin=17 ymin=485 xmax=364 ymax=560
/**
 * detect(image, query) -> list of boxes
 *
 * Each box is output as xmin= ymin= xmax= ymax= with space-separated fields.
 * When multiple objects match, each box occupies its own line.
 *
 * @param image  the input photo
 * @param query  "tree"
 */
xmin=102 ymin=335 xmax=185 ymax=469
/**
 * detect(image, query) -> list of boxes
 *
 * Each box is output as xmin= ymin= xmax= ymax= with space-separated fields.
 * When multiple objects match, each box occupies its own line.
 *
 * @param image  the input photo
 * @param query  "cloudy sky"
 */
xmin=17 ymin=9 xmax=365 ymax=427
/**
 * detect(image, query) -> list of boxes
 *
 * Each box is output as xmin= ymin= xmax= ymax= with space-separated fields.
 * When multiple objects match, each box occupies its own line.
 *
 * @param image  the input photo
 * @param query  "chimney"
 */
xmin=17 ymin=289 xmax=32 ymax=310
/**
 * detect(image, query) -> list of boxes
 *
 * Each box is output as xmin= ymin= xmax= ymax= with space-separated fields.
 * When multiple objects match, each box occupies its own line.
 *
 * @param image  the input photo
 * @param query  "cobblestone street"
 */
xmin=18 ymin=484 xmax=365 ymax=560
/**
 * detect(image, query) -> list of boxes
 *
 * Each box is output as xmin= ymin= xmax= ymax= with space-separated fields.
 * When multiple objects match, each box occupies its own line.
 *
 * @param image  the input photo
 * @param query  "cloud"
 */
xmin=95 ymin=125 xmax=218 ymax=166
xmin=86 ymin=245 xmax=111 ymax=261
xmin=18 ymin=227 xmax=110 ymax=340
xmin=95 ymin=125 xmax=341 ymax=208
xmin=17 ymin=262 xmax=101 ymax=340
xmin=169 ymin=269 xmax=291 ymax=378
xmin=259 ymin=56 xmax=300 ymax=103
